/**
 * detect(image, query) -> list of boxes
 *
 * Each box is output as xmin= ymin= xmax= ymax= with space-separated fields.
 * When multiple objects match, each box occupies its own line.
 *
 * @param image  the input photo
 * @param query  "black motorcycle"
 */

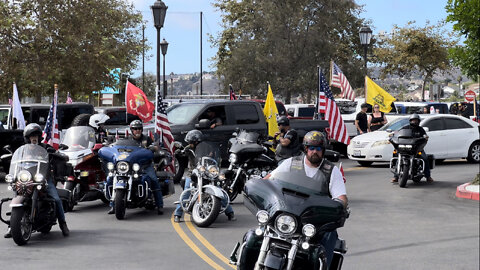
xmin=389 ymin=129 xmax=432 ymax=188
xmin=229 ymin=171 xmax=349 ymax=270
xmin=0 ymin=144 xmax=71 ymax=245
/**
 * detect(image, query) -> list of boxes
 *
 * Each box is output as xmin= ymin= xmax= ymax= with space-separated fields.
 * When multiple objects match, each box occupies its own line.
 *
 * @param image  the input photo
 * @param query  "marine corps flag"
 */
xmin=125 ymin=81 xmax=154 ymax=122
xmin=365 ymin=76 xmax=396 ymax=113
xmin=263 ymin=82 xmax=279 ymax=139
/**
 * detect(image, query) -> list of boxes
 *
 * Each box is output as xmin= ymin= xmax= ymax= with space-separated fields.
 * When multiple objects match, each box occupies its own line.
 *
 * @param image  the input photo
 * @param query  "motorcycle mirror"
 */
xmin=386 ymin=129 xmax=392 ymax=133
xmin=2 ymin=145 xmax=11 ymax=153
xmin=59 ymin=144 xmax=69 ymax=150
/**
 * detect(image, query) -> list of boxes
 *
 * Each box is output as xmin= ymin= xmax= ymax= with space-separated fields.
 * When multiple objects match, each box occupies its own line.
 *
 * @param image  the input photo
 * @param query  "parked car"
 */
xmin=250 ymin=99 xmax=287 ymax=116
xmin=347 ymin=114 xmax=480 ymax=166
xmin=285 ymin=103 xmax=316 ymax=119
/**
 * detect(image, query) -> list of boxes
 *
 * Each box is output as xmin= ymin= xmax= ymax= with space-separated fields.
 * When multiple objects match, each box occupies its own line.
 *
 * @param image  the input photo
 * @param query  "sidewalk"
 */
xmin=456 ymin=182 xmax=479 ymax=201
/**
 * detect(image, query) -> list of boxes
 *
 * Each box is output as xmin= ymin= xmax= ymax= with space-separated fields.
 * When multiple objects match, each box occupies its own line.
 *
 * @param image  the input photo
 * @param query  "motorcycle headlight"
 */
xmin=117 ymin=161 xmax=129 ymax=174
xmin=275 ymin=214 xmax=297 ymax=235
xmin=198 ymin=165 xmax=206 ymax=173
xmin=229 ymin=153 xmax=238 ymax=163
xmin=107 ymin=162 xmax=114 ymax=170
xmin=206 ymin=165 xmax=219 ymax=178
xmin=5 ymin=174 xmax=13 ymax=183
xmin=133 ymin=163 xmax=140 ymax=172
xmin=18 ymin=170 xmax=32 ymax=183
xmin=302 ymin=224 xmax=316 ymax=237
xmin=256 ymin=210 xmax=269 ymax=225
xmin=34 ymin=173 xmax=44 ymax=183
xmin=371 ymin=140 xmax=390 ymax=147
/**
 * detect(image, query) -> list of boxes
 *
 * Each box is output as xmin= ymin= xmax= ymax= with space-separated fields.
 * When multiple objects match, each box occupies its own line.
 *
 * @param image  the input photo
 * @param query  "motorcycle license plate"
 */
xmin=353 ymin=150 xmax=361 ymax=157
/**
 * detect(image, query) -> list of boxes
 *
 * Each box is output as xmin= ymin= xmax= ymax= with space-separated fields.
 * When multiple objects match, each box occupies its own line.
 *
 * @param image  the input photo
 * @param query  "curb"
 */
xmin=456 ymin=183 xmax=479 ymax=201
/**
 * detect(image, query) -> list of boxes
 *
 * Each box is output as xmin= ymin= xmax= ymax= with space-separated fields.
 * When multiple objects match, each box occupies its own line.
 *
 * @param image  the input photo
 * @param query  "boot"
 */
xmin=59 ymin=222 xmax=70 ymax=237
xmin=4 ymin=227 xmax=11 ymax=238
xmin=108 ymin=207 xmax=115 ymax=215
xmin=174 ymin=215 xmax=181 ymax=223
xmin=227 ymin=212 xmax=237 ymax=221
xmin=426 ymin=177 xmax=434 ymax=182
xmin=157 ymin=206 xmax=164 ymax=215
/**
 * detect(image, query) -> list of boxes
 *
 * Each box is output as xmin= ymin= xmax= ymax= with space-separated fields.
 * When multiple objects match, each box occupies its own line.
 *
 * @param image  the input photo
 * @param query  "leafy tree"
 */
xmin=446 ymin=0 xmax=480 ymax=80
xmin=212 ymin=0 xmax=367 ymax=103
xmin=0 ymin=0 xmax=145 ymax=102
xmin=374 ymin=22 xmax=456 ymax=101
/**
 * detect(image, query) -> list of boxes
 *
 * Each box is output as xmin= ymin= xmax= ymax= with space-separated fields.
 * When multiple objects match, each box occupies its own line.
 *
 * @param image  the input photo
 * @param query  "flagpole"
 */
xmin=329 ymin=60 xmax=333 ymax=86
xmin=124 ymin=77 xmax=129 ymax=124
xmin=314 ymin=66 xmax=320 ymax=120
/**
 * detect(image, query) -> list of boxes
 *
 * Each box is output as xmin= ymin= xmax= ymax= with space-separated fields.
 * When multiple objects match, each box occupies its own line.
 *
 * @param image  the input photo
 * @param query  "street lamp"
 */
xmin=151 ymin=0 xmax=168 ymax=96
xmin=170 ymin=72 xmax=174 ymax=95
xmin=359 ymin=26 xmax=373 ymax=76
xmin=160 ymin=38 xmax=169 ymax=98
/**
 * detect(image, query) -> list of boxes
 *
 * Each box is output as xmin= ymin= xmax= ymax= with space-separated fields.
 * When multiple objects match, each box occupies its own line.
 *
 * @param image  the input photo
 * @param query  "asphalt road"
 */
xmin=0 ymin=159 xmax=478 ymax=270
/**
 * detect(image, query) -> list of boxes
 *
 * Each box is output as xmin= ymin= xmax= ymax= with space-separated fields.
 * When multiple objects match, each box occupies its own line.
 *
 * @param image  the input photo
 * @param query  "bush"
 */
xmin=472 ymin=174 xmax=480 ymax=185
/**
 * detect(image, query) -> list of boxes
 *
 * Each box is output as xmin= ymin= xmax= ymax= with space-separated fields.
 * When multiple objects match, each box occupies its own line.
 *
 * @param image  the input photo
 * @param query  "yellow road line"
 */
xmin=170 ymin=214 xmax=226 ymax=270
xmin=344 ymin=167 xmax=366 ymax=172
xmin=185 ymin=215 xmax=236 ymax=269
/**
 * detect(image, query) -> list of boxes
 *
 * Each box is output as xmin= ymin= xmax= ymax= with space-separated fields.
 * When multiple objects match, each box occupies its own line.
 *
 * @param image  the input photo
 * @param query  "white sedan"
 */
xmin=347 ymin=114 xmax=480 ymax=166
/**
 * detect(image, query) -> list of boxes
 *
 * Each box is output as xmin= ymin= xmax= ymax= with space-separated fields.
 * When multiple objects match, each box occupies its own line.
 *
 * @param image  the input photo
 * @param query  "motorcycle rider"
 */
xmin=173 ymin=129 xmax=236 ymax=223
xmin=265 ymin=130 xmax=347 ymax=268
xmin=106 ymin=120 xmax=164 ymax=215
xmin=273 ymin=116 xmax=301 ymax=163
xmin=89 ymin=113 xmax=110 ymax=143
xmin=391 ymin=114 xmax=434 ymax=183
xmin=5 ymin=123 xmax=70 ymax=238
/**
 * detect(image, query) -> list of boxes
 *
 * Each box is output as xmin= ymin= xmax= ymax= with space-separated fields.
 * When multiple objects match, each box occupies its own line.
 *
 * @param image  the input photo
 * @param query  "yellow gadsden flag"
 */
xmin=263 ymin=83 xmax=279 ymax=139
xmin=365 ymin=76 xmax=396 ymax=112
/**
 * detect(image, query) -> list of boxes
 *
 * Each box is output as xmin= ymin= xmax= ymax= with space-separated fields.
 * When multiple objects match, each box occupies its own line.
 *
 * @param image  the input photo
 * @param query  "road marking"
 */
xmin=170 ymin=214 xmax=226 ymax=270
xmin=185 ymin=215 xmax=236 ymax=269
xmin=344 ymin=167 xmax=366 ymax=172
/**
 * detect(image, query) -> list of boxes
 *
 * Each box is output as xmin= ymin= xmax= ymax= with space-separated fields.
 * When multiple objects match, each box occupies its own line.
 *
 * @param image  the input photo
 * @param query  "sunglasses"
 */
xmin=374 ymin=106 xmax=380 ymax=108
xmin=131 ymin=128 xmax=142 ymax=131
xmin=307 ymin=146 xmax=323 ymax=151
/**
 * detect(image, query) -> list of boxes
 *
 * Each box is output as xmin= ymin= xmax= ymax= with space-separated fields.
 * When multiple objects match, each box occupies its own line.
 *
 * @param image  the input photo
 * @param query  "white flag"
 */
xmin=12 ymin=83 xmax=26 ymax=129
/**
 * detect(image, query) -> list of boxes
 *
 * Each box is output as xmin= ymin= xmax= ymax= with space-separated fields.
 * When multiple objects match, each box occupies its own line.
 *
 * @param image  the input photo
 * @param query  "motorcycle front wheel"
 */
xmin=10 ymin=207 xmax=32 ymax=246
xmin=114 ymin=189 xmax=126 ymax=220
xmin=399 ymin=163 xmax=409 ymax=188
xmin=192 ymin=194 xmax=221 ymax=228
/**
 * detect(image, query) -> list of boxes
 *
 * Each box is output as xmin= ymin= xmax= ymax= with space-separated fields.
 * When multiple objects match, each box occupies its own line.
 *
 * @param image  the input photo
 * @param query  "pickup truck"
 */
xmin=166 ymin=100 xmax=336 ymax=182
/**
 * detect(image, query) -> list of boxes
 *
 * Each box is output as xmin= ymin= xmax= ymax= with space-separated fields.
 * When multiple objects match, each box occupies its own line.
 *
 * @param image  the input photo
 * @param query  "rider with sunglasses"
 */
xmin=273 ymin=116 xmax=301 ymax=163
xmin=264 ymin=130 xmax=348 ymax=268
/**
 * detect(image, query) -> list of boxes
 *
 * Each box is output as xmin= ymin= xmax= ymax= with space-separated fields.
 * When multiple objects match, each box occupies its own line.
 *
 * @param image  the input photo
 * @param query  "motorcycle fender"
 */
xmin=264 ymin=251 xmax=285 ymax=269
xmin=9 ymin=196 xmax=25 ymax=208
xmin=114 ymin=178 xmax=127 ymax=189
xmin=203 ymin=185 xmax=225 ymax=199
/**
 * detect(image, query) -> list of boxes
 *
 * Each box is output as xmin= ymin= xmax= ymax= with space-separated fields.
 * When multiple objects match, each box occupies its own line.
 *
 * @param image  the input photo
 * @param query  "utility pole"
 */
xmin=200 ymin=11 xmax=203 ymax=96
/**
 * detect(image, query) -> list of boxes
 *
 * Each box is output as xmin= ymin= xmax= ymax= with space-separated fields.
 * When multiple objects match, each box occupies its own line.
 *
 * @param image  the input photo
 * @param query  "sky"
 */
xmin=129 ymin=0 xmax=453 ymax=77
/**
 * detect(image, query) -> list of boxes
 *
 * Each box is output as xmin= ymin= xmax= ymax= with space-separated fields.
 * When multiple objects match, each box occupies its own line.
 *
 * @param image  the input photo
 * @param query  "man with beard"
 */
xmin=264 ymin=130 xmax=347 ymax=268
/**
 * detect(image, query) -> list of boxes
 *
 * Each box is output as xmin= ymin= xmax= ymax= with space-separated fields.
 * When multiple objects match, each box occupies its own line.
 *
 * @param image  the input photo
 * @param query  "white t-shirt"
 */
xmin=270 ymin=156 xmax=346 ymax=199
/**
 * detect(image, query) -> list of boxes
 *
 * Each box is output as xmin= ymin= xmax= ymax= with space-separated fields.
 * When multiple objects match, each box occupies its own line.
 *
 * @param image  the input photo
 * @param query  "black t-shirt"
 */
xmin=400 ymin=124 xmax=426 ymax=138
xmin=356 ymin=112 xmax=368 ymax=132
xmin=130 ymin=134 xmax=153 ymax=148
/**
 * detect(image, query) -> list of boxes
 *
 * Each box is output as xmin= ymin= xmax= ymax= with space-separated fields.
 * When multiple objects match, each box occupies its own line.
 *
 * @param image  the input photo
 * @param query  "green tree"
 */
xmin=212 ymin=0 xmax=367 ymax=103
xmin=446 ymin=0 xmax=480 ymax=80
xmin=0 ymin=0 xmax=145 ymax=102
xmin=374 ymin=22 xmax=456 ymax=101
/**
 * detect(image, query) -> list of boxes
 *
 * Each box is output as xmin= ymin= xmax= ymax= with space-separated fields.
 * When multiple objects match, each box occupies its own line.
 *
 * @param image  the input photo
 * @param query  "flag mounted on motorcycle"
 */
xmin=43 ymin=86 xmax=60 ymax=149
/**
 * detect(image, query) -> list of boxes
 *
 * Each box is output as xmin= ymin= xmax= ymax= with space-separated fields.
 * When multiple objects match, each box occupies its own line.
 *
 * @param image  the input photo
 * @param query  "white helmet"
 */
xmin=89 ymin=114 xmax=110 ymax=129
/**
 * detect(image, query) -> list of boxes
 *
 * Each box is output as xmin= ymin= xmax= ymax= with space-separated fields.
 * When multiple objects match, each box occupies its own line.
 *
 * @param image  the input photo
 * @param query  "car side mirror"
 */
xmin=423 ymin=127 xmax=429 ymax=132
xmin=195 ymin=119 xmax=210 ymax=129
xmin=386 ymin=129 xmax=392 ymax=133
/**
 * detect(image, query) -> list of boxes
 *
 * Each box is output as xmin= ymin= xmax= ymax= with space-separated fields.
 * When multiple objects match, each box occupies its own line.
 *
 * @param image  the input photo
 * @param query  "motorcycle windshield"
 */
xmin=237 ymin=130 xmax=259 ymax=143
xmin=194 ymin=141 xmax=221 ymax=166
xmin=9 ymin=144 xmax=49 ymax=178
xmin=98 ymin=138 xmax=153 ymax=165
xmin=61 ymin=126 xmax=96 ymax=151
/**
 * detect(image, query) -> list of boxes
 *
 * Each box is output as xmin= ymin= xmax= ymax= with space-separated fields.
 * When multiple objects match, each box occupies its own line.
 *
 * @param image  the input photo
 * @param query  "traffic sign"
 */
xmin=465 ymin=90 xmax=476 ymax=102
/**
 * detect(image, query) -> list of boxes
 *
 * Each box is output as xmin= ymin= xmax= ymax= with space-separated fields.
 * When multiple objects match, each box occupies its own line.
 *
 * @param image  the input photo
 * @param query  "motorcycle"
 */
xmin=389 ymin=129 xmax=433 ymax=188
xmin=59 ymin=126 xmax=108 ymax=211
xmin=0 ymin=144 xmax=71 ymax=245
xmin=229 ymin=171 xmax=349 ymax=270
xmin=176 ymin=141 xmax=230 ymax=227
xmin=223 ymin=130 xmax=277 ymax=201
xmin=99 ymin=138 xmax=174 ymax=220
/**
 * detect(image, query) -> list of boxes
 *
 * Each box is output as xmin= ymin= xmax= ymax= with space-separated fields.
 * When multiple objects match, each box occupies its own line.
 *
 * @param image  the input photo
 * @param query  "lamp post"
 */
xmin=160 ymin=38 xmax=169 ymax=98
xmin=170 ymin=72 xmax=174 ymax=95
xmin=359 ymin=26 xmax=373 ymax=77
xmin=151 ymin=0 xmax=167 ymax=96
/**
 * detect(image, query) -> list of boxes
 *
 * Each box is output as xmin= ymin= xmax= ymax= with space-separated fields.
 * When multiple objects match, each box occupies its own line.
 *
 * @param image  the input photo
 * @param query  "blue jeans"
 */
xmin=320 ymin=230 xmax=338 ymax=268
xmin=46 ymin=179 xmax=66 ymax=223
xmin=174 ymin=177 xmax=233 ymax=217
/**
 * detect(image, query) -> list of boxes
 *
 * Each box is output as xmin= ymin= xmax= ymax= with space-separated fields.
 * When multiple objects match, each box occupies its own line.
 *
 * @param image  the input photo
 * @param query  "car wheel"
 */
xmin=467 ymin=141 xmax=480 ymax=163
xmin=357 ymin=161 xmax=373 ymax=167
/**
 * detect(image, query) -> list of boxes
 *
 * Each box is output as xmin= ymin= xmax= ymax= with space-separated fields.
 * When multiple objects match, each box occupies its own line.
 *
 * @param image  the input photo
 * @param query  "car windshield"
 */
xmin=166 ymin=103 xmax=204 ymax=125
xmin=61 ymin=126 xmax=96 ymax=151
xmin=337 ymin=100 xmax=358 ymax=114
xmin=379 ymin=118 xmax=410 ymax=131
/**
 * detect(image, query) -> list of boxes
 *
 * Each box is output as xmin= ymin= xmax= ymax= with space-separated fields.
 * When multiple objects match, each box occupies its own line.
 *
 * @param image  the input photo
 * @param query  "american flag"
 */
xmin=318 ymin=70 xmax=350 ymax=145
xmin=43 ymin=89 xmax=60 ymax=149
xmin=66 ymin=92 xmax=73 ymax=104
xmin=331 ymin=61 xmax=355 ymax=101
xmin=155 ymin=88 xmax=175 ymax=173
xmin=339 ymin=162 xmax=346 ymax=183
xmin=229 ymin=84 xmax=237 ymax=100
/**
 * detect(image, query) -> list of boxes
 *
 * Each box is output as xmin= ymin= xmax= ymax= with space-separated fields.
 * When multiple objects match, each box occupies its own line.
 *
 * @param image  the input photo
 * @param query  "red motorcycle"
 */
xmin=59 ymin=126 xmax=108 ymax=211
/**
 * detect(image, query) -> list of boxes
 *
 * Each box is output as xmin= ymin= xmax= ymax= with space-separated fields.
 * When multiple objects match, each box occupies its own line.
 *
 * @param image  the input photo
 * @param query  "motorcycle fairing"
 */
xmin=98 ymin=139 xmax=154 ymax=166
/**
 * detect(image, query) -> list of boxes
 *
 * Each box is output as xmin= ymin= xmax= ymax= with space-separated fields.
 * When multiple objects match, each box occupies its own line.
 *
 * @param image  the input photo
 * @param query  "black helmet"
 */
xmin=185 ymin=130 xmax=203 ymax=144
xmin=277 ymin=116 xmax=290 ymax=126
xmin=129 ymin=120 xmax=143 ymax=130
xmin=409 ymin=113 xmax=420 ymax=125
xmin=24 ymin=123 xmax=43 ymax=143
xmin=303 ymin=130 xmax=326 ymax=148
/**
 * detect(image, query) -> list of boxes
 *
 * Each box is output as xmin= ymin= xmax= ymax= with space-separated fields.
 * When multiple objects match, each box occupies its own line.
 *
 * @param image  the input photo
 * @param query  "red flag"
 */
xmin=126 ymin=81 xmax=154 ymax=122
xmin=339 ymin=162 xmax=346 ymax=183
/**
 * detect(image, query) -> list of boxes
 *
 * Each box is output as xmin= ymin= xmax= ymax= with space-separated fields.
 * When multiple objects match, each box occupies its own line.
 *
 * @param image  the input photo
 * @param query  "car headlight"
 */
xmin=107 ymin=162 xmax=114 ymax=170
xmin=371 ymin=140 xmax=390 ymax=147
xmin=229 ymin=153 xmax=238 ymax=163
xmin=302 ymin=224 xmax=316 ymax=237
xmin=18 ymin=170 xmax=32 ymax=183
xmin=5 ymin=174 xmax=14 ymax=183
xmin=275 ymin=214 xmax=297 ymax=235
xmin=256 ymin=210 xmax=269 ymax=225
xmin=117 ymin=161 xmax=129 ymax=173
xmin=34 ymin=173 xmax=44 ymax=183
xmin=206 ymin=165 xmax=219 ymax=178
xmin=133 ymin=163 xmax=140 ymax=172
